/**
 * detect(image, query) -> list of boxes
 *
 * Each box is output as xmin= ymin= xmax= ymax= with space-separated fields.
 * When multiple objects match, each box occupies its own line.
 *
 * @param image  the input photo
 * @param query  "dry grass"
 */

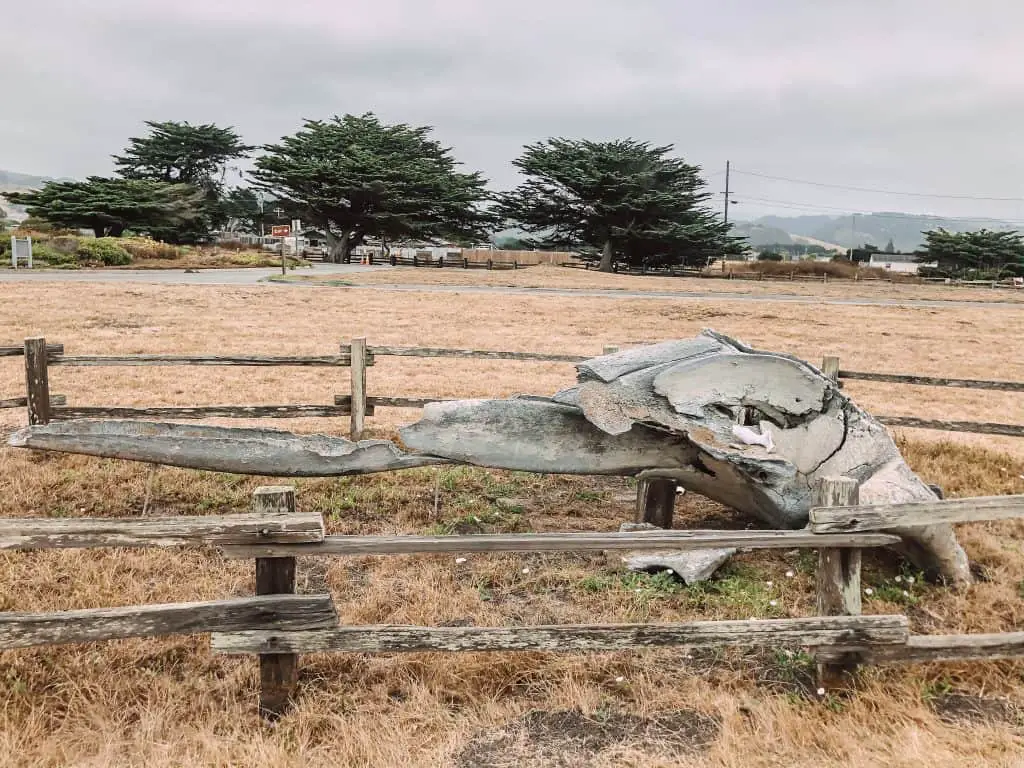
xmin=0 ymin=281 xmax=1023 ymax=766
xmin=332 ymin=263 xmax=1024 ymax=304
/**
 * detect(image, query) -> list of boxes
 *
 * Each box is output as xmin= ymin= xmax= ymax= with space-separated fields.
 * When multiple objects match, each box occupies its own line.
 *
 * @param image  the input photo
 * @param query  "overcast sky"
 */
xmin=5 ymin=0 xmax=1024 ymax=222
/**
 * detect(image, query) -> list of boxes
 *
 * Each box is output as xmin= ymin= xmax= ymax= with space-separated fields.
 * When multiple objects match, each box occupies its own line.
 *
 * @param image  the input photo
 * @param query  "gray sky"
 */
xmin=5 ymin=0 xmax=1024 ymax=223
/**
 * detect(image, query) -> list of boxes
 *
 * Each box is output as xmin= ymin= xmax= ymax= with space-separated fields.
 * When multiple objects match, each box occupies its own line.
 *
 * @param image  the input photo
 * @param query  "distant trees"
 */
xmin=7 ymin=177 xmax=204 ymax=238
xmin=497 ymin=139 xmax=736 ymax=272
xmin=254 ymin=114 xmax=492 ymax=262
xmin=114 ymin=121 xmax=252 ymax=241
xmin=921 ymin=228 xmax=1024 ymax=275
xmin=884 ymin=238 xmax=896 ymax=253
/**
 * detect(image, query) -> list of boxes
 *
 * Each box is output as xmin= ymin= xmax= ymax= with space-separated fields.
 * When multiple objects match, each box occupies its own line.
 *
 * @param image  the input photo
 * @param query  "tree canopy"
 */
xmin=497 ymin=138 xmax=737 ymax=271
xmin=253 ymin=113 xmax=492 ymax=262
xmin=920 ymin=228 xmax=1024 ymax=274
xmin=114 ymin=121 xmax=252 ymax=190
xmin=7 ymin=177 xmax=205 ymax=238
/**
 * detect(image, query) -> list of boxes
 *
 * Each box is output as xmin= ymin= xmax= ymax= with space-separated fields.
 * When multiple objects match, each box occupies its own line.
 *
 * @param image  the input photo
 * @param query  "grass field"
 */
xmin=1 ymin=278 xmax=1023 ymax=766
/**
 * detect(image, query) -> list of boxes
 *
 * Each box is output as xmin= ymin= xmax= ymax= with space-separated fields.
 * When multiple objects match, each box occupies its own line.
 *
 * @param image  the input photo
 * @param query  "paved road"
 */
xmin=0 ymin=263 xmax=383 ymax=285
xmin=1 ymin=266 xmax=1021 ymax=309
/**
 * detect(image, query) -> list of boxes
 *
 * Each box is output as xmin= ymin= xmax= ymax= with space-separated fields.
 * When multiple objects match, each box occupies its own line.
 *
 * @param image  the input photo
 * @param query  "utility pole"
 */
xmin=724 ymin=160 xmax=731 ymax=225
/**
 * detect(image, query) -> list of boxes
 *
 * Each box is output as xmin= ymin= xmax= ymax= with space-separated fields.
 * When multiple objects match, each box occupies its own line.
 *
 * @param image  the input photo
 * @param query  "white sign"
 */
xmin=10 ymin=237 xmax=32 ymax=269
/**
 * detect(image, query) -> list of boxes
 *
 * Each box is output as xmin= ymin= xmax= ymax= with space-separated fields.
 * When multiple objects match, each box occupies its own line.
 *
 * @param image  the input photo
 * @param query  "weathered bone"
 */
xmin=7 ymin=330 xmax=971 ymax=583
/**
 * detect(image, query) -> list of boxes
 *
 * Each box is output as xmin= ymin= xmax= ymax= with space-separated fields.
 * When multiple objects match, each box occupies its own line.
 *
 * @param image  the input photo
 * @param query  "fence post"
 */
xmin=24 ymin=337 xmax=52 ymax=425
xmin=634 ymin=478 xmax=676 ymax=528
xmin=815 ymin=476 xmax=862 ymax=690
xmin=350 ymin=337 xmax=367 ymax=440
xmin=253 ymin=486 xmax=298 ymax=719
xmin=820 ymin=355 xmax=840 ymax=385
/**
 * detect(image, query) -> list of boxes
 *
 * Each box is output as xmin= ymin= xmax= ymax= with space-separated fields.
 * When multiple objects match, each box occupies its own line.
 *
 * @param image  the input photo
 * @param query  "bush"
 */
xmin=120 ymin=237 xmax=181 ymax=260
xmin=31 ymin=242 xmax=77 ymax=265
xmin=76 ymin=238 xmax=132 ymax=266
xmin=49 ymin=235 xmax=83 ymax=254
xmin=757 ymin=251 xmax=784 ymax=261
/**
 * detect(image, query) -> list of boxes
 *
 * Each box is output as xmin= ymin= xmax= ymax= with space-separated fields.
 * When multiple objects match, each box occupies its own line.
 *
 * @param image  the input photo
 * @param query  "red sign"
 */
xmin=271 ymin=225 xmax=291 ymax=237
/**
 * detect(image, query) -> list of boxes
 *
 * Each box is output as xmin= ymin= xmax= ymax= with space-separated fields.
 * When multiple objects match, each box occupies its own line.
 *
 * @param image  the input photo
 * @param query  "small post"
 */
xmin=254 ymin=486 xmax=298 ymax=719
xmin=349 ymin=337 xmax=367 ymax=440
xmin=815 ymin=476 xmax=862 ymax=690
xmin=635 ymin=477 xmax=676 ymax=529
xmin=487 ymin=258 xmax=493 ymax=270
xmin=280 ymin=237 xmax=286 ymax=276
xmin=820 ymin=355 xmax=840 ymax=385
xmin=24 ymin=337 xmax=52 ymax=425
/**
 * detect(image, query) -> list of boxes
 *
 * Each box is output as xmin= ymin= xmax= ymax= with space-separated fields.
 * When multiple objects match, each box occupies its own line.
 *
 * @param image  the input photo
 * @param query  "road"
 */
xmin=0 ymin=265 xmax=1021 ymax=309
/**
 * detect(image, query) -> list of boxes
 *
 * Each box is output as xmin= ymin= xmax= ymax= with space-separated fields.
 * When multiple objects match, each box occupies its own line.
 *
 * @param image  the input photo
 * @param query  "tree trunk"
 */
xmin=93 ymin=226 xmax=105 ymax=238
xmin=599 ymin=239 xmax=614 ymax=272
xmin=324 ymin=230 xmax=349 ymax=264
xmin=108 ymin=224 xmax=126 ymax=238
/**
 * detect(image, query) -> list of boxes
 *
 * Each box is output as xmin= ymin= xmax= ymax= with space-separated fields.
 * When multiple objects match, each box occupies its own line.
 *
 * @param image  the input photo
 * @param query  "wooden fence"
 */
xmin=3 ymin=338 xmax=1022 ymax=443
xmin=2 ymin=482 xmax=1023 ymax=719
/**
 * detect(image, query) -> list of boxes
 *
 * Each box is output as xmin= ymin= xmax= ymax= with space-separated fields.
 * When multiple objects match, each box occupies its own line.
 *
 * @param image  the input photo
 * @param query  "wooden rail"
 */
xmin=50 ymin=354 xmax=363 ymax=367
xmin=221 ymin=529 xmax=900 ymax=559
xmin=0 ymin=394 xmax=66 ymax=410
xmin=211 ymin=615 xmax=910 ymax=655
xmin=0 ymin=595 xmax=337 ymax=650
xmin=50 ymin=404 xmax=355 ymax=420
xmin=840 ymin=370 xmax=1024 ymax=392
xmin=809 ymin=494 xmax=1024 ymax=533
xmin=0 ymin=344 xmax=63 ymax=358
xmin=0 ymin=509 xmax=325 ymax=550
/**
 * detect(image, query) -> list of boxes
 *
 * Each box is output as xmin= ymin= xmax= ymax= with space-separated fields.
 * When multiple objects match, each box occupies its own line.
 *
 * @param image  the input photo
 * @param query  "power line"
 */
xmin=731 ymin=168 xmax=1024 ymax=202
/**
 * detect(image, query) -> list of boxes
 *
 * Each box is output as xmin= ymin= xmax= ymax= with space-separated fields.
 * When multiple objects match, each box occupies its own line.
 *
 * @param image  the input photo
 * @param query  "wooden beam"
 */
xmin=24 ymin=337 xmax=52 ymax=425
xmin=819 ymin=632 xmax=1024 ymax=664
xmin=366 ymin=345 xmax=588 ymax=363
xmin=50 ymin=404 xmax=353 ymax=420
xmin=211 ymin=615 xmax=909 ymax=655
xmin=0 ymin=595 xmax=337 ymax=649
xmin=820 ymin=355 xmax=840 ymax=384
xmin=634 ymin=478 xmax=676 ymax=529
xmin=49 ymin=354 xmax=355 ymax=367
xmin=221 ymin=529 xmax=900 ymax=559
xmin=338 ymin=394 xmax=441 ymax=409
xmin=349 ymin=337 xmax=367 ymax=441
xmin=810 ymin=494 xmax=1024 ymax=533
xmin=0 ymin=395 xmax=66 ymax=410
xmin=814 ymin=476 xmax=862 ymax=690
xmin=253 ymin=486 xmax=300 ymax=719
xmin=839 ymin=370 xmax=1024 ymax=392
xmin=0 ymin=344 xmax=63 ymax=358
xmin=0 ymin=511 xmax=324 ymax=551
xmin=876 ymin=416 xmax=1024 ymax=438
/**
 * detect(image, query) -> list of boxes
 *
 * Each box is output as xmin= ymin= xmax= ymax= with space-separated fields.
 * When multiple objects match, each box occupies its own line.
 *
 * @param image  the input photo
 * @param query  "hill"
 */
xmin=0 ymin=169 xmax=62 ymax=222
xmin=750 ymin=213 xmax=1021 ymax=252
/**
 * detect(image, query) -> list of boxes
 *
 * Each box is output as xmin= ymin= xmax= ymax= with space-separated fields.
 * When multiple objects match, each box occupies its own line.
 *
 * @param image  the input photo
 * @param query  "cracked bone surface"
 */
xmin=8 ymin=330 xmax=970 ymax=583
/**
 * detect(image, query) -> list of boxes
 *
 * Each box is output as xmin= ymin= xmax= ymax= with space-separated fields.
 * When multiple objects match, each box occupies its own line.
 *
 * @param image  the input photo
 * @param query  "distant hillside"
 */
xmin=0 ymin=169 xmax=63 ymax=221
xmin=751 ymin=213 xmax=1021 ymax=252
xmin=729 ymin=222 xmax=793 ymax=247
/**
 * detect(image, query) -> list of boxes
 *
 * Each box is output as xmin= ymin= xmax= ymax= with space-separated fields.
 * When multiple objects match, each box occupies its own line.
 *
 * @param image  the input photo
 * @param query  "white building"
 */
xmin=868 ymin=252 xmax=936 ymax=274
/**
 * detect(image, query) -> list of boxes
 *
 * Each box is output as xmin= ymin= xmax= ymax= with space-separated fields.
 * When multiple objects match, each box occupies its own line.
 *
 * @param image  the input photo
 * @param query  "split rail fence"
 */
xmin=2 ymin=482 xmax=1023 ymax=719
xmin=3 ymin=337 xmax=1022 ymax=442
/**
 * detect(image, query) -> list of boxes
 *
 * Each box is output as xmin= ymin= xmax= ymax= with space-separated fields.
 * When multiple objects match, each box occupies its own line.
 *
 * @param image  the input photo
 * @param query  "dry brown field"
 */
xmin=0 ymin=277 xmax=1022 ymax=767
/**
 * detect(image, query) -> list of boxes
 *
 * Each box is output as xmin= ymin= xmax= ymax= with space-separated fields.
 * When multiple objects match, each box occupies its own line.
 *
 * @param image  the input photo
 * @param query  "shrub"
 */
xmin=49 ymin=235 xmax=83 ymax=254
xmin=31 ymin=242 xmax=77 ymax=265
xmin=757 ymin=251 xmax=784 ymax=261
xmin=120 ymin=237 xmax=181 ymax=260
xmin=76 ymin=238 xmax=132 ymax=266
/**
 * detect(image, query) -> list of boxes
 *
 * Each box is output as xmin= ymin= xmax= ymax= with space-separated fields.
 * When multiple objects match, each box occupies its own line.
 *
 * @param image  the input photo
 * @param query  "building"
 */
xmin=867 ymin=252 xmax=936 ymax=274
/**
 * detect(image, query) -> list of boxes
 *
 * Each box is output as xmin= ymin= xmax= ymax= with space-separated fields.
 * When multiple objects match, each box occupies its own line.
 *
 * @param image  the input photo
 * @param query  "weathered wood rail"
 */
xmin=3 ymin=482 xmax=1024 ymax=719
